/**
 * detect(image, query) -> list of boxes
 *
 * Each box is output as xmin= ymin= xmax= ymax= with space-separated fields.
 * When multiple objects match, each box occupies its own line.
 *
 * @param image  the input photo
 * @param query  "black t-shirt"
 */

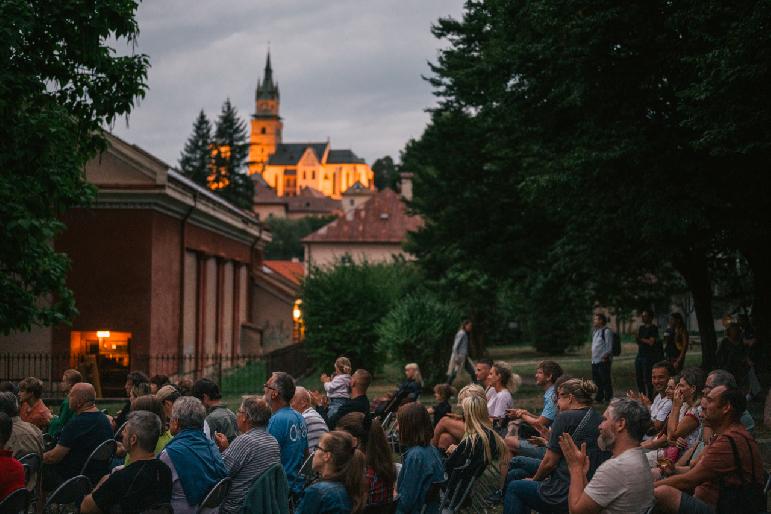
xmin=433 ymin=400 xmax=451 ymax=427
xmin=637 ymin=323 xmax=662 ymax=359
xmin=540 ymin=408 xmax=608 ymax=506
xmin=92 ymin=459 xmax=172 ymax=514
xmin=57 ymin=411 xmax=114 ymax=483
xmin=445 ymin=427 xmax=500 ymax=496
xmin=329 ymin=395 xmax=370 ymax=429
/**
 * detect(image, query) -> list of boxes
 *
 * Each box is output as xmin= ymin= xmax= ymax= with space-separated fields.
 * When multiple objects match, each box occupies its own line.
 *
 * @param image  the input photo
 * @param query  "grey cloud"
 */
xmin=111 ymin=1 xmax=464 ymax=167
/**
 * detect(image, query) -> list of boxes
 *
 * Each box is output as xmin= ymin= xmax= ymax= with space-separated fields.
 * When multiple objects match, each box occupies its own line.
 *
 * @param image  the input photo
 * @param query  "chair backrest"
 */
xmin=79 ymin=439 xmax=117 ymax=476
xmin=44 ymin=475 xmax=92 ymax=510
xmin=361 ymin=499 xmax=398 ymax=514
xmin=114 ymin=421 xmax=128 ymax=440
xmin=18 ymin=453 xmax=41 ymax=474
xmin=419 ymin=481 xmax=445 ymax=514
xmin=197 ymin=477 xmax=231 ymax=513
xmin=442 ymin=457 xmax=486 ymax=512
xmin=0 ymin=487 xmax=30 ymax=514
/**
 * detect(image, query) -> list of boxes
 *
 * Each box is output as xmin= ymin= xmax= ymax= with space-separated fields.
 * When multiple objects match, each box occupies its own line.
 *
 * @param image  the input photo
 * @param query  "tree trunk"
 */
xmin=673 ymin=248 xmax=718 ymax=370
xmin=741 ymin=243 xmax=771 ymax=388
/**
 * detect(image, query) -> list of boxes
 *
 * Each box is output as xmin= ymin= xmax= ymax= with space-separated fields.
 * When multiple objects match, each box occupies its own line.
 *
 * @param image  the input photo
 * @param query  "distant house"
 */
xmin=252 ymin=174 xmax=342 ymax=221
xmin=302 ymin=175 xmax=422 ymax=272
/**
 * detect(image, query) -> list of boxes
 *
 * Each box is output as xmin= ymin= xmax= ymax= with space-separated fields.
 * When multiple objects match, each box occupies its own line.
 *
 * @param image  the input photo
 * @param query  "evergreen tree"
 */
xmin=178 ymin=110 xmax=212 ymax=186
xmin=372 ymin=155 xmax=399 ymax=191
xmin=211 ymin=98 xmax=253 ymax=209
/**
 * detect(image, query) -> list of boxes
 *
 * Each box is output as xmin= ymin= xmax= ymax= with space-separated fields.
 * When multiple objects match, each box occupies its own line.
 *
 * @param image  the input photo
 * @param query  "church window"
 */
xmin=261 ymin=127 xmax=266 ymax=134
xmin=303 ymin=171 xmax=306 ymax=180
xmin=312 ymin=171 xmax=316 ymax=180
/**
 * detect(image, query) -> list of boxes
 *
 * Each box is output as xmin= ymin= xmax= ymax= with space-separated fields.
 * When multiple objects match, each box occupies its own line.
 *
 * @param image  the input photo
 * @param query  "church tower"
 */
xmin=248 ymin=51 xmax=283 ymax=175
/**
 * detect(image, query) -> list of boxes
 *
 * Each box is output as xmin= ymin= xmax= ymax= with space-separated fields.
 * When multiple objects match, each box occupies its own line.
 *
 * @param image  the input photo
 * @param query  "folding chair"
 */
xmin=0 ymin=487 xmax=30 ymax=514
xmin=43 ymin=475 xmax=91 ymax=514
xmin=440 ymin=458 xmax=486 ymax=513
xmin=18 ymin=454 xmax=41 ymax=488
xmin=196 ymin=477 xmax=231 ymax=514
xmin=419 ymin=480 xmax=446 ymax=514
xmin=79 ymin=439 xmax=117 ymax=480
xmin=114 ymin=421 xmax=128 ymax=440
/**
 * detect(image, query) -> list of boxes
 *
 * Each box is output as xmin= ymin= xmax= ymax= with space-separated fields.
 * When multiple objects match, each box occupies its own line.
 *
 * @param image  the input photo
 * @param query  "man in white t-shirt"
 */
xmin=559 ymin=398 xmax=654 ymax=514
xmin=647 ymin=361 xmax=674 ymax=435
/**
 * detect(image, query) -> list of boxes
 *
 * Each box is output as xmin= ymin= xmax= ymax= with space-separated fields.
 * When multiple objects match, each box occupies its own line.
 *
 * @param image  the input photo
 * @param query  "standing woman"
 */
xmin=487 ymin=362 xmax=519 ymax=419
xmin=296 ymin=430 xmax=367 ymax=514
xmin=669 ymin=313 xmax=689 ymax=372
xmin=396 ymin=403 xmax=445 ymax=514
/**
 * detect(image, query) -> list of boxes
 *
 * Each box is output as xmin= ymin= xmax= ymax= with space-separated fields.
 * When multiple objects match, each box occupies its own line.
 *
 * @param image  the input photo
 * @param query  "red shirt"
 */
xmin=366 ymin=466 xmax=394 ymax=505
xmin=0 ymin=450 xmax=25 ymax=501
xmin=693 ymin=425 xmax=764 ymax=506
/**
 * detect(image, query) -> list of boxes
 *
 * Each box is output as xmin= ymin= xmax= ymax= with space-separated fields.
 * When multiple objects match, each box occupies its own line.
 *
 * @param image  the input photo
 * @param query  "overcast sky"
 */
xmin=111 ymin=1 xmax=465 ymax=168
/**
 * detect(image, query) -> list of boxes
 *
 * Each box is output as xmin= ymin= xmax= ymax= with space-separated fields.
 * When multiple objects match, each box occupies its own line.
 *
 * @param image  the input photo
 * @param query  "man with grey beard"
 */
xmin=559 ymin=398 xmax=654 ymax=514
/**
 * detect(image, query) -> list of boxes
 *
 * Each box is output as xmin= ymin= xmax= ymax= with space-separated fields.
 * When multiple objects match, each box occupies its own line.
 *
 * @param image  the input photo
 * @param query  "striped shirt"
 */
xmin=302 ymin=408 xmax=328 ymax=452
xmin=221 ymin=428 xmax=281 ymax=514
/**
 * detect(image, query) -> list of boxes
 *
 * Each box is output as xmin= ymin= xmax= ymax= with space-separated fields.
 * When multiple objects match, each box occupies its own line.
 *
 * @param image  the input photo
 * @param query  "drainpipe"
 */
xmin=178 ymin=192 xmax=197 ymax=375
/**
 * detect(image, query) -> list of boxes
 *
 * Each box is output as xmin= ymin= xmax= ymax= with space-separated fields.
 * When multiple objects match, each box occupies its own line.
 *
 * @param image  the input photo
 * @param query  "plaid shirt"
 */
xmin=366 ymin=466 xmax=393 ymax=505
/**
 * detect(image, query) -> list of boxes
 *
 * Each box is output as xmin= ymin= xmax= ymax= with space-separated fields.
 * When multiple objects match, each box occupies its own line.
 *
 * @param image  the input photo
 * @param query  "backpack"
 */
xmin=601 ymin=327 xmax=621 ymax=357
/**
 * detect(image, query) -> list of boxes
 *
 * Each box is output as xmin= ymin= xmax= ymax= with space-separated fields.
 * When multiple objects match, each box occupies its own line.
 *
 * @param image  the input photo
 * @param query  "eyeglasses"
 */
xmin=316 ymin=446 xmax=330 ymax=453
xmin=263 ymin=383 xmax=276 ymax=391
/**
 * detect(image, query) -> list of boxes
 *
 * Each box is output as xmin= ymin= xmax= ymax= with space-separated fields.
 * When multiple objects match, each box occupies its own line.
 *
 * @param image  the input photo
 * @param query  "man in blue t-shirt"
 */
xmin=42 ymin=383 xmax=114 ymax=490
xmin=264 ymin=372 xmax=307 ymax=495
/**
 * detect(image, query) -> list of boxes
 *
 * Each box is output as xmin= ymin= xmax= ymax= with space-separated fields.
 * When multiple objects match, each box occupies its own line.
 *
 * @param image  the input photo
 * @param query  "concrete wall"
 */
xmin=304 ymin=242 xmax=411 ymax=271
xmin=251 ymin=284 xmax=293 ymax=352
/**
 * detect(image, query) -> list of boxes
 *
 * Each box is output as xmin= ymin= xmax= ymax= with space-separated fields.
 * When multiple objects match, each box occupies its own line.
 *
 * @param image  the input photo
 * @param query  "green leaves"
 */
xmin=0 ymin=0 xmax=148 ymax=334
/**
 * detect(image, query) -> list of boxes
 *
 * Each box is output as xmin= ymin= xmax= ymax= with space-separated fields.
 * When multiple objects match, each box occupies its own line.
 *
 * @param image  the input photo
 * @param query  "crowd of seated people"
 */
xmin=0 ymin=347 xmax=766 ymax=514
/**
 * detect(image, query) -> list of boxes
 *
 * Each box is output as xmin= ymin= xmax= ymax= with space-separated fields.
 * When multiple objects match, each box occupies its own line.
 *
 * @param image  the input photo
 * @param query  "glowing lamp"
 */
xmin=97 ymin=330 xmax=110 ymax=338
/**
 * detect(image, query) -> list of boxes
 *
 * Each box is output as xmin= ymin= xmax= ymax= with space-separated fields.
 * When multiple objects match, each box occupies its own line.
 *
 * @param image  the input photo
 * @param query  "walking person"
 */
xmin=591 ymin=313 xmax=614 ymax=403
xmin=447 ymin=320 xmax=476 ymax=385
xmin=635 ymin=310 xmax=662 ymax=399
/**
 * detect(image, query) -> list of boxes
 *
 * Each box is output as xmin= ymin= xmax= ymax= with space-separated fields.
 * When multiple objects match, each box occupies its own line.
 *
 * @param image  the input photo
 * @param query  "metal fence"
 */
xmin=0 ymin=343 xmax=313 ymax=399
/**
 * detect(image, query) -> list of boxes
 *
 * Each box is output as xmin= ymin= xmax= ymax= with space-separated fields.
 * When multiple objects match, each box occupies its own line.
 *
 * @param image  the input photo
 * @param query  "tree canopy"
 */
xmin=0 ymin=0 xmax=149 ymax=334
xmin=404 ymin=0 xmax=771 ymax=366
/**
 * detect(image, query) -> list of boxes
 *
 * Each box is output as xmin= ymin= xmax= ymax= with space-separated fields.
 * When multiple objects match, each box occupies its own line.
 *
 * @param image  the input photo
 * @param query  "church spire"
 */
xmin=256 ymin=50 xmax=279 ymax=102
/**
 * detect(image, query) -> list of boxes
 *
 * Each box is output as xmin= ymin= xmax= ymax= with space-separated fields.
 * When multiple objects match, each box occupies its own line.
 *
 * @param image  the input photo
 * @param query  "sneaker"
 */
xmin=484 ymin=489 xmax=503 ymax=505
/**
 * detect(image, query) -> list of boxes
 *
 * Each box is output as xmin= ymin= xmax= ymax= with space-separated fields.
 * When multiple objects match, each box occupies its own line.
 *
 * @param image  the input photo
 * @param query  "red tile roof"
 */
xmin=302 ymin=189 xmax=422 ymax=243
xmin=262 ymin=260 xmax=304 ymax=286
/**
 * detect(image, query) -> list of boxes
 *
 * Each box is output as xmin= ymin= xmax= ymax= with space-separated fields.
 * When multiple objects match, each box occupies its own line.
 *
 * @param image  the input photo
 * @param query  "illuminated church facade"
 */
xmin=247 ymin=53 xmax=375 ymax=200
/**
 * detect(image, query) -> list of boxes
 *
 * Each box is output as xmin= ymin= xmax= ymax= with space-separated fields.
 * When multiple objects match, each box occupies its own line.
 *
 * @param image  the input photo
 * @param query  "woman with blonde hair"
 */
xmin=432 ymin=383 xmax=488 ymax=450
xmin=445 ymin=394 xmax=506 ymax=478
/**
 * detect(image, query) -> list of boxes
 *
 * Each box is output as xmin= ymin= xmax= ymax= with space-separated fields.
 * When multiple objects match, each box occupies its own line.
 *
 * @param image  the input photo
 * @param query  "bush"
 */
xmin=376 ymin=292 xmax=462 ymax=387
xmin=301 ymin=260 xmax=421 ymax=372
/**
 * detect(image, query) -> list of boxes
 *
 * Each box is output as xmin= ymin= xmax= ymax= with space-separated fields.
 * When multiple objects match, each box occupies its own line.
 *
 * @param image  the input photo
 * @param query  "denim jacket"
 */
xmin=296 ymin=480 xmax=352 ymax=514
xmin=396 ymin=445 xmax=444 ymax=514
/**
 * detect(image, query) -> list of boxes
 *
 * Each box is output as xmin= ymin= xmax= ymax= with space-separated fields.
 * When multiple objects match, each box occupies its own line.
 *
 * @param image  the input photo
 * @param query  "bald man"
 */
xmin=43 ymin=383 xmax=113 ymax=490
xmin=290 ymin=386 xmax=327 ymax=452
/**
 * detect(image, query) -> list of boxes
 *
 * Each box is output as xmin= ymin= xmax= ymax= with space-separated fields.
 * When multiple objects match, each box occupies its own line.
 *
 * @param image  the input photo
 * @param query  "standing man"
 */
xmin=635 ymin=310 xmax=662 ymax=399
xmin=264 ymin=372 xmax=307 ymax=498
xmin=591 ymin=313 xmax=614 ymax=403
xmin=326 ymin=369 xmax=371 ymax=430
xmin=447 ymin=319 xmax=476 ymax=385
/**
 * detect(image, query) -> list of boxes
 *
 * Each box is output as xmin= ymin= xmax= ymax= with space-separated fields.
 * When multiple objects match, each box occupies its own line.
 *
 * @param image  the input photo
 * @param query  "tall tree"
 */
xmin=211 ymin=98 xmax=253 ymax=209
xmin=178 ymin=110 xmax=213 ymax=186
xmin=0 ymin=0 xmax=148 ymax=334
xmin=406 ymin=0 xmax=770 ymax=366
xmin=372 ymin=155 xmax=399 ymax=191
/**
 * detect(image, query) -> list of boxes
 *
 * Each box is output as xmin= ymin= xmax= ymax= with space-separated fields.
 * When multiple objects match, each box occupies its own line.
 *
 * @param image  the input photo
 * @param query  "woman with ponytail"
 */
xmin=488 ymin=362 xmax=520 ymax=418
xmin=335 ymin=412 xmax=396 ymax=507
xmin=296 ymin=430 xmax=367 ymax=514
xmin=504 ymin=378 xmax=605 ymax=514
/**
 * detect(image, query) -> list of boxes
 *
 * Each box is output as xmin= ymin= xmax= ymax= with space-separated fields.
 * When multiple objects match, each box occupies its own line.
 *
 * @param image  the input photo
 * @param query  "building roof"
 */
xmin=262 ymin=260 xmax=304 ymax=286
xmin=252 ymin=175 xmax=286 ymax=205
xmin=302 ymin=188 xmax=422 ymax=243
xmin=327 ymin=149 xmax=366 ymax=164
xmin=267 ymin=143 xmax=329 ymax=165
xmin=286 ymin=187 xmax=342 ymax=214
xmin=342 ymin=181 xmax=374 ymax=196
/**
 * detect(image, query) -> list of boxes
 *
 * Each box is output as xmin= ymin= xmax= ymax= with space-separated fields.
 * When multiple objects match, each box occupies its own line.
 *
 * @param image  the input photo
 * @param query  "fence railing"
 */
xmin=0 ymin=343 xmax=313 ymax=399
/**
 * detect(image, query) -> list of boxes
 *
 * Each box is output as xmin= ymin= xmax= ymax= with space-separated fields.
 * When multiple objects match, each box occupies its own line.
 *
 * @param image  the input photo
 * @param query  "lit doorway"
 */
xmin=70 ymin=330 xmax=131 ymax=397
